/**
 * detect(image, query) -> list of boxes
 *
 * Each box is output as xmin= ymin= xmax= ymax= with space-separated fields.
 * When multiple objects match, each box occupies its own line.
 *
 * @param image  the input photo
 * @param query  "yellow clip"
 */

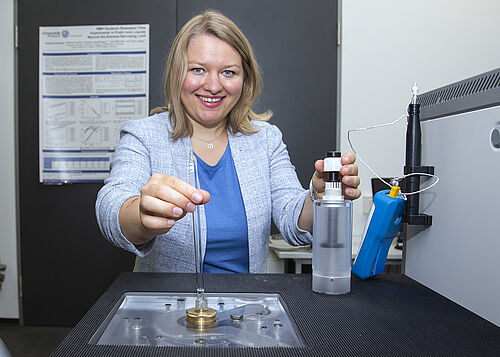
xmin=388 ymin=186 xmax=400 ymax=198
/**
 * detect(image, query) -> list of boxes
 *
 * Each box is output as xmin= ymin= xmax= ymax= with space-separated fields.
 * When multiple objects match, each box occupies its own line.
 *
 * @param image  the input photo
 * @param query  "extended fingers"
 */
xmin=340 ymin=163 xmax=358 ymax=177
xmin=165 ymin=176 xmax=211 ymax=205
xmin=340 ymin=153 xmax=361 ymax=200
xmin=139 ymin=174 xmax=211 ymax=231
xmin=317 ymin=154 xmax=357 ymax=173
xmin=141 ymin=214 xmax=175 ymax=230
xmin=335 ymin=153 xmax=361 ymax=200
xmin=341 ymin=152 xmax=356 ymax=165
xmin=142 ymin=182 xmax=194 ymax=212
xmin=343 ymin=187 xmax=362 ymax=200
xmin=315 ymin=158 xmax=358 ymax=180
xmin=146 ymin=174 xmax=209 ymax=205
xmin=342 ymin=175 xmax=360 ymax=188
xmin=141 ymin=195 xmax=188 ymax=218
xmin=340 ymin=153 xmax=358 ymax=182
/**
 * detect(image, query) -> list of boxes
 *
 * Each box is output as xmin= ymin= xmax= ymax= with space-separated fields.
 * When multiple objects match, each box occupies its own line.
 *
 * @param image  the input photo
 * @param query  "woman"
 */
xmin=96 ymin=10 xmax=361 ymax=273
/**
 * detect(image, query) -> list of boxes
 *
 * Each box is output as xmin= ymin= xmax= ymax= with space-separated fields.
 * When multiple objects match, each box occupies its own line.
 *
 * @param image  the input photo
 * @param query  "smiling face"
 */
xmin=181 ymin=34 xmax=244 ymax=129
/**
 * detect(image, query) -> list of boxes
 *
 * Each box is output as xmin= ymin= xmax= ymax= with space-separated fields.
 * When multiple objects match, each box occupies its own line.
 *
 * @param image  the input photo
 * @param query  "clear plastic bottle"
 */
xmin=312 ymin=151 xmax=353 ymax=294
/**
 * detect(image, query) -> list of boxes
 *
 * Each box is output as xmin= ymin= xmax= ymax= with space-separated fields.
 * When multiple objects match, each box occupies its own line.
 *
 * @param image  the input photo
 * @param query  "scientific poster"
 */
xmin=39 ymin=24 xmax=149 ymax=183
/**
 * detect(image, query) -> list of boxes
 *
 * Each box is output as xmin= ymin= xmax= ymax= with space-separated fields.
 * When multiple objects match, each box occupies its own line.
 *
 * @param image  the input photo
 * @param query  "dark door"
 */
xmin=17 ymin=0 xmax=177 ymax=326
xmin=18 ymin=0 xmax=337 ymax=326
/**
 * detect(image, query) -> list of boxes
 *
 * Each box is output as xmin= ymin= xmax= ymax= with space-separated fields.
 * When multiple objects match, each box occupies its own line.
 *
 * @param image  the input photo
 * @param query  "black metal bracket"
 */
xmin=404 ymin=165 xmax=434 ymax=176
xmin=403 ymin=165 xmax=435 ymax=227
xmin=406 ymin=213 xmax=433 ymax=226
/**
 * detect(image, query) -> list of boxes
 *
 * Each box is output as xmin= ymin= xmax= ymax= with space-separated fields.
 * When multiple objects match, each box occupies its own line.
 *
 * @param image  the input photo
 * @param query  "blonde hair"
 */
xmin=151 ymin=10 xmax=271 ymax=139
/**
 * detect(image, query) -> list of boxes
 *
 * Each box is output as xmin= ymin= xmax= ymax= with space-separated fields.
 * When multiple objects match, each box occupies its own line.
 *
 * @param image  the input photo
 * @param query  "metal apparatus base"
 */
xmin=90 ymin=292 xmax=305 ymax=347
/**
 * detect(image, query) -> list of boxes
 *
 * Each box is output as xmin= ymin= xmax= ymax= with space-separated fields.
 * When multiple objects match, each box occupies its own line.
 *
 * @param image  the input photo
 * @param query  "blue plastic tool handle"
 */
xmin=352 ymin=189 xmax=405 ymax=280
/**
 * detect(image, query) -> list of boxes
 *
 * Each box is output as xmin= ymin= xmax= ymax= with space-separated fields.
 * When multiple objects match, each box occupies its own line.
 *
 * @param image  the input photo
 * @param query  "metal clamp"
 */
xmin=0 ymin=264 xmax=6 ymax=290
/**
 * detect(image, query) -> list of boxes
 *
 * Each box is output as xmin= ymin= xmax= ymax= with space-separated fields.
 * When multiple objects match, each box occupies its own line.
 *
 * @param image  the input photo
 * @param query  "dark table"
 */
xmin=52 ymin=273 xmax=500 ymax=356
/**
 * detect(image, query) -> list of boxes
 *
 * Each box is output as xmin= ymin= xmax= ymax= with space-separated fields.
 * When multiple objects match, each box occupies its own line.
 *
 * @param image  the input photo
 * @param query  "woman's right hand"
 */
xmin=119 ymin=174 xmax=210 ymax=245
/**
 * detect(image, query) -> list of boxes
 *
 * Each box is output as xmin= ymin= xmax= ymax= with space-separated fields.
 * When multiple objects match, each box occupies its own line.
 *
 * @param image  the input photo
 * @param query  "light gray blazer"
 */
xmin=95 ymin=112 xmax=312 ymax=273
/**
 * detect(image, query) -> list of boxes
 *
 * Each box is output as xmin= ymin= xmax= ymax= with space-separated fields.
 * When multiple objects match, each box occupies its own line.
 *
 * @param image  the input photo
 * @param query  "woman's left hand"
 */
xmin=312 ymin=152 xmax=361 ymax=200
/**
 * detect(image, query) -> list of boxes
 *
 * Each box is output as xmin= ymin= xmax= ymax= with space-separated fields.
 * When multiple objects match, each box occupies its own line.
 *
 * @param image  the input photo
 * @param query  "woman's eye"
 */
xmin=222 ymin=70 xmax=235 ymax=77
xmin=192 ymin=68 xmax=204 ymax=74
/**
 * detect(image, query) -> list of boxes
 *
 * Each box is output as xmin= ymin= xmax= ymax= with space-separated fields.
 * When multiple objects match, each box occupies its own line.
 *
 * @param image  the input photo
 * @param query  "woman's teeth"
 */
xmin=199 ymin=96 xmax=222 ymax=103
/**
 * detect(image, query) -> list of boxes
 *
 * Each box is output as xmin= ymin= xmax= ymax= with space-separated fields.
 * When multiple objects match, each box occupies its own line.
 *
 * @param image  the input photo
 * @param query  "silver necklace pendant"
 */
xmin=207 ymin=143 xmax=214 ymax=149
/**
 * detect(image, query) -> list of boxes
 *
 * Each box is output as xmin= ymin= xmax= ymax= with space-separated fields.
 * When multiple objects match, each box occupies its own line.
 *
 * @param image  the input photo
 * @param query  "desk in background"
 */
xmin=269 ymin=236 xmax=402 ymax=274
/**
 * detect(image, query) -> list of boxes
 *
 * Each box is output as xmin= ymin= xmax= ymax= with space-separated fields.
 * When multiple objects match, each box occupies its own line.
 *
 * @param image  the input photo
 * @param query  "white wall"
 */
xmin=340 ymin=0 xmax=500 ymax=241
xmin=0 ymin=0 xmax=19 ymax=319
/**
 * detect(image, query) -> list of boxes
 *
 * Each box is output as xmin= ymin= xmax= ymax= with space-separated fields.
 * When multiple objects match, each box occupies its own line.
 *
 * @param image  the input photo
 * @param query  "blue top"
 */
xmin=194 ymin=144 xmax=249 ymax=273
xmin=96 ymin=112 xmax=312 ymax=273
